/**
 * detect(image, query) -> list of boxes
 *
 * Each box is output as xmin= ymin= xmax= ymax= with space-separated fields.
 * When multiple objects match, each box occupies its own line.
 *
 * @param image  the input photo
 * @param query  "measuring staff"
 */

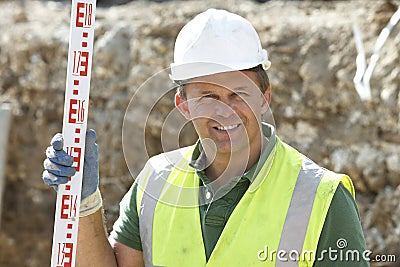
xmin=43 ymin=0 xmax=96 ymax=266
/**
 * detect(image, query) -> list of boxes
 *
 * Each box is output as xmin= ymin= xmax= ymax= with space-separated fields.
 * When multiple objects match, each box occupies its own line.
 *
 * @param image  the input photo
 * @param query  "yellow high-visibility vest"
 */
xmin=136 ymin=138 xmax=354 ymax=267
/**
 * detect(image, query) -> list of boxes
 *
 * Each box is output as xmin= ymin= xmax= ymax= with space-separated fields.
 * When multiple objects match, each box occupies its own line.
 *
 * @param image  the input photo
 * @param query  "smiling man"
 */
xmin=43 ymin=8 xmax=368 ymax=267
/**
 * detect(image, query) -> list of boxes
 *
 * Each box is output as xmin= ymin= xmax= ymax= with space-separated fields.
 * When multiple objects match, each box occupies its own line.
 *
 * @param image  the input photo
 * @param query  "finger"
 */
xmin=46 ymin=146 xmax=74 ymax=166
xmin=85 ymin=129 xmax=98 ymax=159
xmin=86 ymin=129 xmax=97 ymax=143
xmin=43 ymin=159 xmax=76 ymax=177
xmin=51 ymin=133 xmax=64 ymax=151
xmin=42 ymin=170 xmax=69 ymax=186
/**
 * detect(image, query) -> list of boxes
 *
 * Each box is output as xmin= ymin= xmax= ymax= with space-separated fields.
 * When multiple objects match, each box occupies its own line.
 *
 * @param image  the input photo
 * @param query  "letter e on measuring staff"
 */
xmin=68 ymin=99 xmax=85 ymax=124
xmin=60 ymin=194 xmax=78 ymax=219
xmin=76 ymin=2 xmax=92 ymax=28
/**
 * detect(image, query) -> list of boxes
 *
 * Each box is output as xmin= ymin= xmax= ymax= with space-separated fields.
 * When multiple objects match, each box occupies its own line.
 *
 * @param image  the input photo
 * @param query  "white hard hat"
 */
xmin=170 ymin=9 xmax=271 ymax=81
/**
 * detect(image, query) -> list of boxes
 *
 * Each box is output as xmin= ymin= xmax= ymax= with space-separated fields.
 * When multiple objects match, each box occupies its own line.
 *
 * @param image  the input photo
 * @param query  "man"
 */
xmin=43 ymin=9 xmax=368 ymax=266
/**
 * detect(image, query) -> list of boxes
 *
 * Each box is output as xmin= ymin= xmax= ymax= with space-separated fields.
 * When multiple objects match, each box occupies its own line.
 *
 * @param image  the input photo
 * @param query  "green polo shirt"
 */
xmin=190 ymin=123 xmax=277 ymax=260
xmin=111 ymin=124 xmax=368 ymax=266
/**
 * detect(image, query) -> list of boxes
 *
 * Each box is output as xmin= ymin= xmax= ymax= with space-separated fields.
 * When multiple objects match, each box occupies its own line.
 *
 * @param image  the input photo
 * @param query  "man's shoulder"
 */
xmin=145 ymin=145 xmax=196 ymax=171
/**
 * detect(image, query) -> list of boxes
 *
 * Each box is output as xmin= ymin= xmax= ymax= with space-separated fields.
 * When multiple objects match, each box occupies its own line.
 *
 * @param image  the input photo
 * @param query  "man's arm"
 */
xmin=76 ymin=210 xmax=144 ymax=267
xmin=109 ymin=236 xmax=144 ymax=267
xmin=109 ymin=181 xmax=145 ymax=267
xmin=76 ymin=210 xmax=117 ymax=267
xmin=313 ymin=183 xmax=369 ymax=266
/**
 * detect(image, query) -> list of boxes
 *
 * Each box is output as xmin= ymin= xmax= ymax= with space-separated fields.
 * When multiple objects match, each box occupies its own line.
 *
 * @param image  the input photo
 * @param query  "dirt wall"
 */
xmin=0 ymin=0 xmax=399 ymax=266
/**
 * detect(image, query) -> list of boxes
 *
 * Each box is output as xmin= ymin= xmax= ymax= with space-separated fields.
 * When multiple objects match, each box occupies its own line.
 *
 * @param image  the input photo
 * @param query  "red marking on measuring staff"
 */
xmin=76 ymin=2 xmax=93 ymax=28
xmin=56 ymin=242 xmax=74 ymax=267
xmin=60 ymin=194 xmax=78 ymax=220
xmin=68 ymin=99 xmax=85 ymax=124
xmin=72 ymin=50 xmax=89 ymax=76
xmin=65 ymin=146 xmax=82 ymax=172
xmin=51 ymin=1 xmax=96 ymax=266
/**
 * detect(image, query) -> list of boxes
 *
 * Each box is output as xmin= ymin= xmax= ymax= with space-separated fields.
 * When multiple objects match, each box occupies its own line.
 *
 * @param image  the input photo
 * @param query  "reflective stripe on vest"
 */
xmin=139 ymin=171 xmax=164 ymax=267
xmin=276 ymin=158 xmax=323 ymax=267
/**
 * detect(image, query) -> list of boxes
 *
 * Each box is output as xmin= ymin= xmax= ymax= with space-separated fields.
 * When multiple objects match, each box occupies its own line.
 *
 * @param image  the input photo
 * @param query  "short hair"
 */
xmin=175 ymin=64 xmax=270 ymax=99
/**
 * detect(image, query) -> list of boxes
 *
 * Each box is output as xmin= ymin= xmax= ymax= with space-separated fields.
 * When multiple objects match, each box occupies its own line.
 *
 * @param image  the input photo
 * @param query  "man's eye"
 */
xmin=201 ymin=94 xmax=218 ymax=99
xmin=234 ymin=92 xmax=248 ymax=97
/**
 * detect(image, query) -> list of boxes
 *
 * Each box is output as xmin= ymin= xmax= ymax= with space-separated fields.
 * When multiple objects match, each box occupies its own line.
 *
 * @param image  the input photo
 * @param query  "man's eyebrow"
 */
xmin=231 ymin=86 xmax=253 ymax=93
xmin=233 ymin=86 xmax=248 ymax=91
xmin=198 ymin=90 xmax=215 ymax=95
xmin=197 ymin=86 xmax=250 ymax=95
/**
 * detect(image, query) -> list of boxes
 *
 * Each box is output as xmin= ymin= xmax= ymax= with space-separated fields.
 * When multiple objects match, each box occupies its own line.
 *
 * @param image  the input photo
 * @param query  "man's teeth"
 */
xmin=216 ymin=124 xmax=239 ymax=131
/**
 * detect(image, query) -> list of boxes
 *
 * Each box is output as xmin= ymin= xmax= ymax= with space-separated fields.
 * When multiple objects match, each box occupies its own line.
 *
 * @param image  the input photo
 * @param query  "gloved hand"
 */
xmin=42 ymin=133 xmax=76 ymax=191
xmin=42 ymin=129 xmax=102 ymax=216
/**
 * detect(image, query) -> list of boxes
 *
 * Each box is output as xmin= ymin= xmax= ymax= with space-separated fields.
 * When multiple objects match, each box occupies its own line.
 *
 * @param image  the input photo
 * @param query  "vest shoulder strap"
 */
xmin=136 ymin=145 xmax=195 ymax=267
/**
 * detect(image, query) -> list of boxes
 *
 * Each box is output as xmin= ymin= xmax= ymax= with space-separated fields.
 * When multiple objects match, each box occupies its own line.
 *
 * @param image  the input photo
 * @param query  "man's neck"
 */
xmin=204 ymin=136 xmax=267 ymax=189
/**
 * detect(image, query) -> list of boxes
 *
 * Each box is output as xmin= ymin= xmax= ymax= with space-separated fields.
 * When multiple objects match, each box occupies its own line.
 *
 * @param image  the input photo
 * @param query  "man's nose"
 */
xmin=214 ymin=99 xmax=236 ymax=118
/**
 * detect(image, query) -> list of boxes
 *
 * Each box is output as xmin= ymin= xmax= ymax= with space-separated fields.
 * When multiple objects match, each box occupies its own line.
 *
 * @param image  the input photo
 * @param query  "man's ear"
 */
xmin=261 ymin=85 xmax=272 ymax=113
xmin=175 ymin=92 xmax=191 ymax=120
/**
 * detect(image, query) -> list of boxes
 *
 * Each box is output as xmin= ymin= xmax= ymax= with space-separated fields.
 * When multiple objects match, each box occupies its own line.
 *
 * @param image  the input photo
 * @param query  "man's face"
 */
xmin=176 ymin=70 xmax=270 ymax=157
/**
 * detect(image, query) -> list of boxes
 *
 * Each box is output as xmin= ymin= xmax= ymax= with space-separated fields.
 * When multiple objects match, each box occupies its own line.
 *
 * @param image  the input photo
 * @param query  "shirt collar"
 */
xmin=189 ymin=122 xmax=277 ymax=186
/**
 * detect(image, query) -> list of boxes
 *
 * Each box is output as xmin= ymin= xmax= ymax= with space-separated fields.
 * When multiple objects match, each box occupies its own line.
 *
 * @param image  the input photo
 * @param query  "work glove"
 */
xmin=42 ymin=129 xmax=102 ymax=217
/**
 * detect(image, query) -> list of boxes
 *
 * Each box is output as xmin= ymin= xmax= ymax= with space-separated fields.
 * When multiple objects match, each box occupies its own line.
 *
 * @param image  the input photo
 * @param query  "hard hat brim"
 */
xmin=170 ymin=58 xmax=271 ymax=81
